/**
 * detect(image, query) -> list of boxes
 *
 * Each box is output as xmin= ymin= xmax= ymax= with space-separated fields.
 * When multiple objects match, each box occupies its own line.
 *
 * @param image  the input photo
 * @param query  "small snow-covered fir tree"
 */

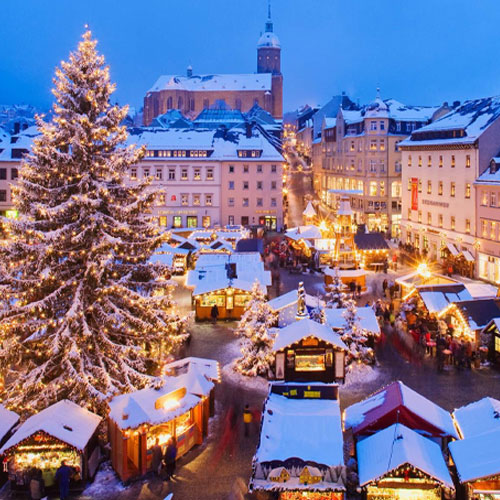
xmin=0 ymin=30 xmax=188 ymax=416
xmin=310 ymin=296 xmax=326 ymax=324
xmin=341 ymin=297 xmax=374 ymax=366
xmin=324 ymin=267 xmax=346 ymax=309
xmin=235 ymin=281 xmax=278 ymax=377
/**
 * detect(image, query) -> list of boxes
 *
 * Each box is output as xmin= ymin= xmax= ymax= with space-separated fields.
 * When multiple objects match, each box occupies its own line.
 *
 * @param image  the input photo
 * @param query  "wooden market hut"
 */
xmin=396 ymin=270 xmax=458 ymax=299
xmin=410 ymin=283 xmax=473 ymax=316
xmin=272 ymin=318 xmax=347 ymax=383
xmin=353 ymin=232 xmax=389 ymax=269
xmin=344 ymin=381 xmax=459 ymax=448
xmin=357 ymin=423 xmax=454 ymax=500
xmin=108 ymin=359 xmax=218 ymax=482
xmin=323 ymin=268 xmax=367 ymax=293
xmin=480 ymin=319 xmax=500 ymax=367
xmin=0 ymin=400 xmax=101 ymax=494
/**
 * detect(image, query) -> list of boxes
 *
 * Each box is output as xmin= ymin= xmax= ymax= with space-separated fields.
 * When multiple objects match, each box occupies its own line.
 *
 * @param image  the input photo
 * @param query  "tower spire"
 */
xmin=268 ymin=0 xmax=271 ymax=20
xmin=265 ymin=0 xmax=273 ymax=33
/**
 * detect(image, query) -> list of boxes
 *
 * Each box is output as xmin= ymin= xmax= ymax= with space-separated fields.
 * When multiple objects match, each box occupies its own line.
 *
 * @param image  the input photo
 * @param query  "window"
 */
xmin=466 ymin=155 xmax=471 ymax=168
xmin=271 ymin=164 xmax=277 ymax=173
xmin=206 ymin=168 xmax=214 ymax=180
xmin=418 ymin=156 xmax=422 ymax=167
xmin=243 ymin=165 xmax=249 ymax=174
xmin=418 ymin=210 xmax=422 ymax=223
xmin=257 ymin=164 xmax=263 ymax=173
xmin=391 ymin=181 xmax=401 ymax=197
xmin=370 ymin=121 xmax=377 ymax=131
xmin=167 ymin=97 xmax=173 ymax=109
xmin=143 ymin=168 xmax=150 ymax=178
xmin=418 ymin=179 xmax=422 ymax=193
xmin=228 ymin=181 xmax=235 ymax=190
xmin=131 ymin=168 xmax=137 ymax=180
xmin=379 ymin=140 xmax=385 ymax=151
xmin=157 ymin=194 xmax=166 ymax=205
xmin=369 ymin=181 xmax=377 ymax=196
xmin=370 ymin=140 xmax=377 ymax=151
xmin=408 ymin=179 xmax=412 ymax=191
xmin=350 ymin=141 xmax=355 ymax=152
xmin=271 ymin=198 xmax=277 ymax=207
xmin=181 ymin=168 xmax=188 ymax=180
xmin=257 ymin=181 xmax=263 ymax=190
xmin=438 ymin=214 xmax=443 ymax=228
xmin=168 ymin=168 xmax=176 ymax=181
xmin=205 ymin=194 xmax=212 ymax=206
xmin=482 ymin=220 xmax=487 ymax=237
xmin=271 ymin=181 xmax=277 ymax=190
xmin=439 ymin=155 xmax=443 ymax=168
xmin=228 ymin=198 xmax=234 ymax=207
xmin=235 ymin=98 xmax=242 ymax=110
xmin=153 ymin=168 xmax=161 ymax=180
xmin=379 ymin=181 xmax=385 ymax=196
xmin=380 ymin=120 xmax=385 ymax=131
xmin=481 ymin=191 xmax=488 ymax=205
xmin=0 ymin=190 xmax=6 ymax=202
xmin=491 ymin=192 xmax=497 ymax=207
xmin=159 ymin=216 xmax=167 ymax=227
xmin=451 ymin=155 xmax=456 ymax=168
xmin=243 ymin=181 xmax=249 ymax=190
xmin=427 ymin=212 xmax=432 ymax=225
xmin=177 ymin=97 xmax=183 ymax=109
xmin=193 ymin=168 xmax=201 ymax=180
xmin=369 ymin=160 xmax=377 ymax=173
xmin=427 ymin=181 xmax=432 ymax=194
xmin=396 ymin=122 xmax=402 ymax=132
xmin=242 ymin=198 xmax=249 ymax=207
xmin=451 ymin=216 xmax=456 ymax=230
xmin=450 ymin=182 xmax=456 ymax=197
xmin=466 ymin=218 xmax=471 ymax=233
xmin=465 ymin=183 xmax=471 ymax=198
xmin=438 ymin=181 xmax=443 ymax=195
xmin=256 ymin=198 xmax=263 ymax=207
xmin=229 ymin=165 xmax=235 ymax=173
xmin=492 ymin=221 xmax=497 ymax=240
xmin=408 ymin=155 xmax=412 ymax=167
xmin=181 ymin=193 xmax=189 ymax=206
xmin=193 ymin=194 xmax=201 ymax=206
xmin=395 ymin=140 xmax=400 ymax=152
xmin=408 ymin=208 xmax=412 ymax=220
xmin=11 ymin=168 xmax=18 ymax=180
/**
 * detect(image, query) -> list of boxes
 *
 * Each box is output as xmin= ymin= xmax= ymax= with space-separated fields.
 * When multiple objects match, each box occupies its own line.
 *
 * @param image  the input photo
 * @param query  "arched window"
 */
xmin=177 ymin=97 xmax=183 ymax=109
xmin=254 ymin=98 xmax=259 ymax=107
xmin=167 ymin=96 xmax=173 ymax=110
xmin=235 ymin=98 xmax=242 ymax=110
xmin=190 ymin=99 xmax=195 ymax=111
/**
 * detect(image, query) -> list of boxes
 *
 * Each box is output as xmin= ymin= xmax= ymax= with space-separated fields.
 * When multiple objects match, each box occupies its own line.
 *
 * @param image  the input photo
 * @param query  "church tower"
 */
xmin=257 ymin=1 xmax=283 ymax=118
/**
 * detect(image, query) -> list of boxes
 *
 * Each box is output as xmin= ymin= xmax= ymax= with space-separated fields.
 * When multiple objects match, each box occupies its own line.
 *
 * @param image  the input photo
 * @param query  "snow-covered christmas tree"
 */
xmin=341 ymin=297 xmax=374 ymax=366
xmin=0 ymin=29 xmax=188 ymax=416
xmin=324 ymin=267 xmax=346 ymax=309
xmin=234 ymin=281 xmax=278 ymax=377
xmin=310 ymin=295 xmax=326 ymax=324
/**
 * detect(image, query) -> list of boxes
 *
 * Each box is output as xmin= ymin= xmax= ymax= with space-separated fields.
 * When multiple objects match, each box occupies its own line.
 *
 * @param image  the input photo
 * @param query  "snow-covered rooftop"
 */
xmin=0 ymin=400 xmax=101 ymax=454
xmin=267 ymin=289 xmax=324 ymax=312
xmin=285 ymin=225 xmax=322 ymax=241
xmin=257 ymin=31 xmax=280 ymax=48
xmin=453 ymin=397 xmax=500 ymax=439
xmin=344 ymin=381 xmax=458 ymax=439
xmin=148 ymin=74 xmax=272 ymax=93
xmin=303 ymin=201 xmax=317 ymax=218
xmin=416 ymin=284 xmax=473 ymax=314
xmin=127 ymin=127 xmax=283 ymax=162
xmin=357 ymin=423 xmax=453 ymax=488
xmin=163 ymin=356 xmax=220 ymax=383
xmin=272 ymin=318 xmax=347 ymax=352
xmin=0 ymin=405 xmax=19 ymax=443
xmin=449 ymin=428 xmax=500 ymax=483
xmin=255 ymin=389 xmax=344 ymax=466
xmin=325 ymin=307 xmax=380 ymax=336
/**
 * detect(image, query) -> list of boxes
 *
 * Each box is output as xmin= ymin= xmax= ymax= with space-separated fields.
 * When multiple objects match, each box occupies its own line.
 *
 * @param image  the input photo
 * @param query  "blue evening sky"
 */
xmin=1 ymin=0 xmax=500 ymax=113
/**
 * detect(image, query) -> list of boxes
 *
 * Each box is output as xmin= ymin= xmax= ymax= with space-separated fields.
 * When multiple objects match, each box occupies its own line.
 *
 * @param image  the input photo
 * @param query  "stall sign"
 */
xmin=302 ymin=337 xmax=319 ymax=347
xmin=280 ymin=491 xmax=344 ymax=499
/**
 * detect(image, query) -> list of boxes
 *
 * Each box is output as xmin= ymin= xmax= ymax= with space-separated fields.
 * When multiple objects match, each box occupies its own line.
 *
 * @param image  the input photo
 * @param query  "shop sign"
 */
xmin=411 ymin=178 xmax=418 ymax=210
xmin=302 ymin=337 xmax=319 ymax=347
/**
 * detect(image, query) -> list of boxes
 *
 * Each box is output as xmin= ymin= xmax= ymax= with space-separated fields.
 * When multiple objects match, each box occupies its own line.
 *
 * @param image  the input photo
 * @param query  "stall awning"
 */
xmin=446 ymin=243 xmax=459 ymax=256
xmin=462 ymin=250 xmax=475 ymax=262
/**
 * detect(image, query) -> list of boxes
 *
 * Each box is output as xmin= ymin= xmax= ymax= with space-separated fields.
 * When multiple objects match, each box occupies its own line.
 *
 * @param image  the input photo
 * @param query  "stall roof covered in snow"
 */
xmin=0 ymin=400 xmax=101 ymax=455
xmin=453 ymin=397 xmax=500 ymax=439
xmin=416 ymin=283 xmax=473 ymax=314
xmin=453 ymin=298 xmax=500 ymax=331
xmin=272 ymin=318 xmax=347 ymax=352
xmin=449 ymin=428 xmax=500 ymax=483
xmin=148 ymin=73 xmax=272 ymax=93
xmin=463 ymin=283 xmax=499 ymax=299
xmin=255 ymin=389 xmax=344 ymax=466
xmin=163 ymin=356 xmax=220 ymax=383
xmin=267 ymin=289 xmax=324 ymax=313
xmin=323 ymin=268 xmax=367 ymax=279
xmin=303 ymin=201 xmax=317 ymax=218
xmin=357 ymin=423 xmax=453 ymax=488
xmin=285 ymin=225 xmax=323 ymax=241
xmin=0 ymin=405 xmax=19 ymax=443
xmin=325 ymin=307 xmax=380 ymax=335
xmin=400 ymin=95 xmax=500 ymax=147
xmin=344 ymin=381 xmax=458 ymax=439
xmin=353 ymin=232 xmax=389 ymax=251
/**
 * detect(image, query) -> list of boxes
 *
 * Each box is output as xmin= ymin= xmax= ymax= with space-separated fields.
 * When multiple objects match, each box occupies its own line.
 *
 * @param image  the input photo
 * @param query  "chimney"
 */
xmin=453 ymin=100 xmax=461 ymax=108
xmin=245 ymin=121 xmax=253 ymax=138
xmin=187 ymin=65 xmax=193 ymax=78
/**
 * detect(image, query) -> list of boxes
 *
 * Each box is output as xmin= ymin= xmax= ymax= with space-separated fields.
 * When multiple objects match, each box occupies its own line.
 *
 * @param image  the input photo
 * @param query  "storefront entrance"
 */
xmin=187 ymin=216 xmax=198 ymax=228
xmin=173 ymin=216 xmax=182 ymax=228
xmin=259 ymin=216 xmax=277 ymax=230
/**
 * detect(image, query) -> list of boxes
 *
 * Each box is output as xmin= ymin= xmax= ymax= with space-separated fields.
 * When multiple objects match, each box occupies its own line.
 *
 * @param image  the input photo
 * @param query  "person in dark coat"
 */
xmin=55 ymin=461 xmax=72 ymax=500
xmin=210 ymin=304 xmax=219 ymax=323
xmin=151 ymin=438 xmax=163 ymax=476
xmin=29 ymin=468 xmax=44 ymax=500
xmin=164 ymin=438 xmax=178 ymax=480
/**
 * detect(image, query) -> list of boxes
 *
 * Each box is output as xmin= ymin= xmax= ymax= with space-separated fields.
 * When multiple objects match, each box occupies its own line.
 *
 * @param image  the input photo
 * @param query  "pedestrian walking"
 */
xmin=29 ymin=468 xmax=45 ymax=500
xmin=382 ymin=279 xmax=388 ymax=295
xmin=55 ymin=461 xmax=73 ymax=500
xmin=356 ymin=283 xmax=362 ymax=299
xmin=210 ymin=303 xmax=219 ymax=323
xmin=349 ymin=281 xmax=356 ymax=296
xmin=164 ymin=437 xmax=178 ymax=480
xmin=151 ymin=438 xmax=163 ymax=477
xmin=243 ymin=404 xmax=253 ymax=437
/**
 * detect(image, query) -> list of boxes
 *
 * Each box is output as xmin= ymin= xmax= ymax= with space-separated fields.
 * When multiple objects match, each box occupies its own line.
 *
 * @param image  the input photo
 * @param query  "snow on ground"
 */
xmin=342 ymin=363 xmax=382 ymax=388
xmin=81 ymin=462 xmax=125 ymax=499
xmin=222 ymin=360 xmax=269 ymax=394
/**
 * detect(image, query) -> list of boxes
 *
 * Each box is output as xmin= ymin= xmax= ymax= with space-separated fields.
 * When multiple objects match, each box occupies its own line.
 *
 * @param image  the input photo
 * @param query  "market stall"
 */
xmin=480 ymin=319 xmax=500 ymax=367
xmin=108 ymin=358 xmax=218 ymax=481
xmin=410 ymin=283 xmax=473 ymax=315
xmin=267 ymin=288 xmax=325 ymax=327
xmin=325 ymin=307 xmax=380 ymax=337
xmin=396 ymin=270 xmax=458 ymax=299
xmin=323 ymin=268 xmax=367 ymax=292
xmin=353 ymin=232 xmax=389 ymax=269
xmin=250 ymin=382 xmax=346 ymax=499
xmin=357 ymin=423 xmax=454 ymax=500
xmin=272 ymin=318 xmax=347 ymax=383
xmin=0 ymin=400 xmax=101 ymax=494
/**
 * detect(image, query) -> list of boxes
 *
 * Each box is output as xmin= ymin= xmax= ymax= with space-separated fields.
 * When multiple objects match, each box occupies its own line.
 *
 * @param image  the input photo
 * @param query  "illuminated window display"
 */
xmin=295 ymin=353 xmax=326 ymax=372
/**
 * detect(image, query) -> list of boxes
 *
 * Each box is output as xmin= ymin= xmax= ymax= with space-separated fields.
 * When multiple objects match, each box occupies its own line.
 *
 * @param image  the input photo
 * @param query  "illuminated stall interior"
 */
xmin=357 ymin=423 xmax=454 ymax=500
xmin=353 ymin=232 xmax=389 ymax=269
xmin=0 ymin=400 xmax=101 ymax=493
xmin=108 ymin=358 xmax=218 ymax=481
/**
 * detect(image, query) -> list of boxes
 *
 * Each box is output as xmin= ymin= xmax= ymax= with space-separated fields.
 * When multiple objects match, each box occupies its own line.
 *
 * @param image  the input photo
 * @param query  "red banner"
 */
xmin=411 ymin=177 xmax=418 ymax=211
